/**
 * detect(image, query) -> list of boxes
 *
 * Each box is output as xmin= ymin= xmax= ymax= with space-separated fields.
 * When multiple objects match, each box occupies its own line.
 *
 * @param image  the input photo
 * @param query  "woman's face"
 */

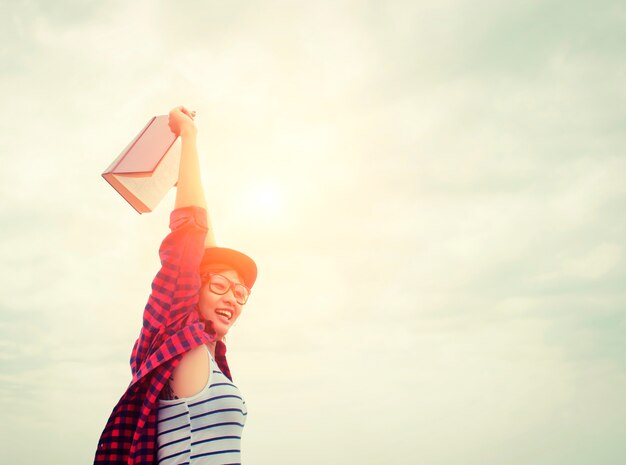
xmin=198 ymin=269 xmax=244 ymax=339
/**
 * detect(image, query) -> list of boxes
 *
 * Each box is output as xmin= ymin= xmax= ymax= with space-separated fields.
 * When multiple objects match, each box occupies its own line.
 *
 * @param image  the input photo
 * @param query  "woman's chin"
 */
xmin=213 ymin=321 xmax=230 ymax=339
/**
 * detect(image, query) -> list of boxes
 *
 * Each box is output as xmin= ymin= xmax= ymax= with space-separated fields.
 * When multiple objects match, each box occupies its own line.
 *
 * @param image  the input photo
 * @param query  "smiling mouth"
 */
xmin=215 ymin=308 xmax=233 ymax=320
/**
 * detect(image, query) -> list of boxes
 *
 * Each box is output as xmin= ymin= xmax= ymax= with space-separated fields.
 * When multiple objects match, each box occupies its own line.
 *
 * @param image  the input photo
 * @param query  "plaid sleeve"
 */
xmin=130 ymin=206 xmax=208 ymax=378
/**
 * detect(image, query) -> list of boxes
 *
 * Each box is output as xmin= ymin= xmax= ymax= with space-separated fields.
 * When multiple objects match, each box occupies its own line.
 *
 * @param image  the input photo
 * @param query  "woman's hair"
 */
xmin=200 ymin=263 xmax=244 ymax=286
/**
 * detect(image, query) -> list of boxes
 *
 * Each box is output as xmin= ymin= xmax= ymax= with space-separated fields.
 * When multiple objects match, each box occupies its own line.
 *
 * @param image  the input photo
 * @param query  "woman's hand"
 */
xmin=168 ymin=105 xmax=197 ymax=137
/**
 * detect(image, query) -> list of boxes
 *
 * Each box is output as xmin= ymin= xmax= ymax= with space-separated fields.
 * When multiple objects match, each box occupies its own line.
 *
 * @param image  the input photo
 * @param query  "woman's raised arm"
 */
xmin=168 ymin=105 xmax=216 ymax=247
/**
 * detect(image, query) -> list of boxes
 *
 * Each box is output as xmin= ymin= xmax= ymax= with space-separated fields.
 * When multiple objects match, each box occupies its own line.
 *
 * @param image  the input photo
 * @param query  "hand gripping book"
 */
xmin=102 ymin=115 xmax=181 ymax=213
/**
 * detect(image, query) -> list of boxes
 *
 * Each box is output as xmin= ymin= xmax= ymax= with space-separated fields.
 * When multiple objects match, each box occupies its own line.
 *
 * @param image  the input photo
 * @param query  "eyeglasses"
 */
xmin=202 ymin=273 xmax=250 ymax=305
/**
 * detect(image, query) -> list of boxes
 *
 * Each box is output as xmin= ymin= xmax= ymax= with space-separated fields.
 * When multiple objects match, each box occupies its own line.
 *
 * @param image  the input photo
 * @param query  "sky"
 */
xmin=1 ymin=0 xmax=625 ymax=464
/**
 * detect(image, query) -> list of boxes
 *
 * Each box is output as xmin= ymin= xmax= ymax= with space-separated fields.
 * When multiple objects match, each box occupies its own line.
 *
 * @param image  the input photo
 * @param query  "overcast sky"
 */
xmin=1 ymin=1 xmax=625 ymax=464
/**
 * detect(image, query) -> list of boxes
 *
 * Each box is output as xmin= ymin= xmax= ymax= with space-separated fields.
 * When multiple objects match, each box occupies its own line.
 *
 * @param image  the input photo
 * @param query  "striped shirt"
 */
xmin=157 ymin=346 xmax=247 ymax=465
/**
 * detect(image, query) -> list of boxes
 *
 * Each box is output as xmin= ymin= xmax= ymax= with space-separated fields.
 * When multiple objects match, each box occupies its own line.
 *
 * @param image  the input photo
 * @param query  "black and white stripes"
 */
xmin=157 ymin=347 xmax=247 ymax=465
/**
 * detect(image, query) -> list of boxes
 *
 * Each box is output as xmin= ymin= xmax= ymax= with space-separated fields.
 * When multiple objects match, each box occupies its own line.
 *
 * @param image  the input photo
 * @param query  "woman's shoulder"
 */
xmin=169 ymin=344 xmax=211 ymax=398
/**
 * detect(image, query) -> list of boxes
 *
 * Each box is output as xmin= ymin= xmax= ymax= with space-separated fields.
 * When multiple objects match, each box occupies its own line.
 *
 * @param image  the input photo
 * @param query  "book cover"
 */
xmin=102 ymin=115 xmax=181 ymax=213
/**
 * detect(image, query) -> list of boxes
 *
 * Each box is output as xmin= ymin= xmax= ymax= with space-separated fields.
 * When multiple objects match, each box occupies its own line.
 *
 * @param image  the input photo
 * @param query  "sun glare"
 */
xmin=239 ymin=181 xmax=286 ymax=219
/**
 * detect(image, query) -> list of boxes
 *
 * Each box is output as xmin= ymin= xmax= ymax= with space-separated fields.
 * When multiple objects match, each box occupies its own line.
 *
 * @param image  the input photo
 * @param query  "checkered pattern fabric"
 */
xmin=94 ymin=206 xmax=232 ymax=465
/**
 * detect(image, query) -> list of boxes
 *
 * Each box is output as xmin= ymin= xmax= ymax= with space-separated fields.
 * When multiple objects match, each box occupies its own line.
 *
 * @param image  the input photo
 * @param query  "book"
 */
xmin=102 ymin=115 xmax=181 ymax=213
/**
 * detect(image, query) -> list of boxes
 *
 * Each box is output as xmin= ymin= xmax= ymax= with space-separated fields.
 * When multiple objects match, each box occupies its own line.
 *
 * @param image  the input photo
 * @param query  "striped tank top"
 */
xmin=157 ymin=345 xmax=247 ymax=465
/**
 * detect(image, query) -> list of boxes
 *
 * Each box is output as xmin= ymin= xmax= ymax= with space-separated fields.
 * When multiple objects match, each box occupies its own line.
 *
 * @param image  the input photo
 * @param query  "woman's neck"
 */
xmin=206 ymin=340 xmax=217 ymax=357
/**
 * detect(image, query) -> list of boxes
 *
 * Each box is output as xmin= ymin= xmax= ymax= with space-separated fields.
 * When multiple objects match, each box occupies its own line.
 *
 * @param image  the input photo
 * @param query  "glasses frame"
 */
xmin=202 ymin=273 xmax=251 ymax=305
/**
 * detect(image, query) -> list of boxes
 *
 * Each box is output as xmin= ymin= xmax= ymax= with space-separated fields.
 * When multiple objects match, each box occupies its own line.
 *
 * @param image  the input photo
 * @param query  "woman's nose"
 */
xmin=222 ymin=289 xmax=237 ymax=304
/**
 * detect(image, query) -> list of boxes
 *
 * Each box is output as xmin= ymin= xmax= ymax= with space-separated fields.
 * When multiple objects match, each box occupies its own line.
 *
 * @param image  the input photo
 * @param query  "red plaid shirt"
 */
xmin=94 ymin=206 xmax=232 ymax=465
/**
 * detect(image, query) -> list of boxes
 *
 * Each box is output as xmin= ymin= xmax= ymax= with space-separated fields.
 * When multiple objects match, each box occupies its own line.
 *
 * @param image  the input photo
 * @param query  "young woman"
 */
xmin=95 ymin=106 xmax=257 ymax=465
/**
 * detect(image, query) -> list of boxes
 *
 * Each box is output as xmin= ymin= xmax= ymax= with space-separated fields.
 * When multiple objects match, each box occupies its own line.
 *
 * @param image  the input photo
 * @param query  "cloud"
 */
xmin=1 ymin=1 xmax=626 ymax=464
